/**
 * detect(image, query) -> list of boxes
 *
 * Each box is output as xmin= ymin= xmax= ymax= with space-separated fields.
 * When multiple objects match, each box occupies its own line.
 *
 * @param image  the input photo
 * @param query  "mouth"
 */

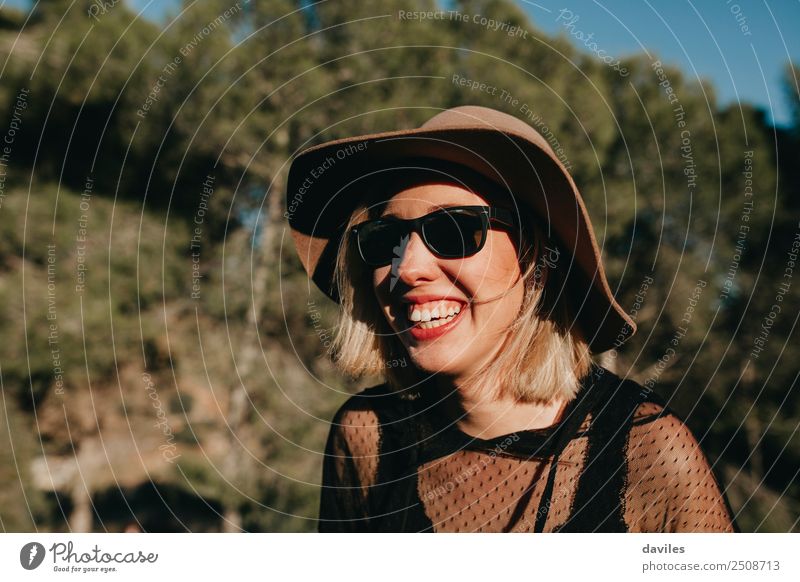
xmin=401 ymin=298 xmax=467 ymax=341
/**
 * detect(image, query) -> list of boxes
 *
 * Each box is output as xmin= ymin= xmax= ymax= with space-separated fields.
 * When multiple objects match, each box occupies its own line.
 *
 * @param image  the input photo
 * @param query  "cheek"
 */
xmin=466 ymin=233 xmax=522 ymax=289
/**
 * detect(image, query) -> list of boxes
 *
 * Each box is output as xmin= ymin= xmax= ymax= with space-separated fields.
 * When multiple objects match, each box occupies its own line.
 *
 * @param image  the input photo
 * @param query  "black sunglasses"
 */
xmin=350 ymin=205 xmax=517 ymax=267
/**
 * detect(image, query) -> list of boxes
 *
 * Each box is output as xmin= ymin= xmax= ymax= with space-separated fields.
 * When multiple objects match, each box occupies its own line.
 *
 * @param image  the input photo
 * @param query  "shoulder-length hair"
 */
xmin=329 ymin=164 xmax=592 ymax=404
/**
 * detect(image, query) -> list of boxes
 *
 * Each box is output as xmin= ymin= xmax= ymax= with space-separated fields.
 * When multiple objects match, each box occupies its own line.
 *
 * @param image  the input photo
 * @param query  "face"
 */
xmin=369 ymin=182 xmax=525 ymax=384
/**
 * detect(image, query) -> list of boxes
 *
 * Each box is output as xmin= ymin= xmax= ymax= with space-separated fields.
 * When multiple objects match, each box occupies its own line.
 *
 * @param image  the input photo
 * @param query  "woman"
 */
xmin=287 ymin=105 xmax=738 ymax=532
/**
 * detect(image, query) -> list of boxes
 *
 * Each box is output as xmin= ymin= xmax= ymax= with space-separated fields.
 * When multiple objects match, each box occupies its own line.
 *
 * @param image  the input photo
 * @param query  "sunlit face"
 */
xmin=370 ymin=182 xmax=525 ymax=383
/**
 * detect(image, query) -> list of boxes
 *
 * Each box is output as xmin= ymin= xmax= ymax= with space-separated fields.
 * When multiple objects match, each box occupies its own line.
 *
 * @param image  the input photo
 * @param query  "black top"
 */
xmin=319 ymin=364 xmax=739 ymax=532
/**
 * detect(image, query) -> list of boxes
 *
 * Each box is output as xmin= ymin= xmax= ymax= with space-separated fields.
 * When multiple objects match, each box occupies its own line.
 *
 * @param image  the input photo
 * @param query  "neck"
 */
xmin=432 ymin=374 xmax=569 ymax=440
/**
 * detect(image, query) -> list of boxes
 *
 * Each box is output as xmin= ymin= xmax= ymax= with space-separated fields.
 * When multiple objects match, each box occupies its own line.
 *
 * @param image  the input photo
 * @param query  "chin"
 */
xmin=406 ymin=346 xmax=475 ymax=378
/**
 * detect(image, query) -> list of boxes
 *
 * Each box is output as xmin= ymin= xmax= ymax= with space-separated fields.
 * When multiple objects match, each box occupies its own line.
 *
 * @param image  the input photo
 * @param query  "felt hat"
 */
xmin=286 ymin=105 xmax=636 ymax=352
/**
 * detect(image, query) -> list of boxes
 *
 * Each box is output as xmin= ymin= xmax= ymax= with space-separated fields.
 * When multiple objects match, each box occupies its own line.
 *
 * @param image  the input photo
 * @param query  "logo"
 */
xmin=533 ymin=244 xmax=560 ymax=285
xmin=20 ymin=542 xmax=46 ymax=570
xmin=389 ymin=233 xmax=410 ymax=292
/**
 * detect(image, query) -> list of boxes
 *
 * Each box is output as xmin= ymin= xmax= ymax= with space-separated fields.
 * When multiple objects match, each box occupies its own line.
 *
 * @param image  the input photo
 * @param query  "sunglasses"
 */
xmin=350 ymin=205 xmax=517 ymax=267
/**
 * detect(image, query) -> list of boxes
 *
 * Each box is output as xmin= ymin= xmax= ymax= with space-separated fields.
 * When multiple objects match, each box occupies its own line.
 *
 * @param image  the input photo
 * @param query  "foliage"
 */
xmin=0 ymin=0 xmax=797 ymax=532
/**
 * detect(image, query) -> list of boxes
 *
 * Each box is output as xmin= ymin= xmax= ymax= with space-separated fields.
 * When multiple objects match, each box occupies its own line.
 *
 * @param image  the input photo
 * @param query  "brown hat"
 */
xmin=286 ymin=105 xmax=636 ymax=352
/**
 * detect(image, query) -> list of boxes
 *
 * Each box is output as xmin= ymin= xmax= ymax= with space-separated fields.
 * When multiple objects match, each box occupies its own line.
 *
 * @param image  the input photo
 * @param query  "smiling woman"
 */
xmin=286 ymin=105 xmax=738 ymax=533
xmin=334 ymin=162 xmax=590 ymax=409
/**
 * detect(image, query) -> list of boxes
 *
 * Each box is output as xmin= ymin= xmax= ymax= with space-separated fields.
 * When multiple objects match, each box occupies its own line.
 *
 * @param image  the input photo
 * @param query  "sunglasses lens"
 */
xmin=356 ymin=220 xmax=406 ymax=266
xmin=355 ymin=208 xmax=490 ymax=266
xmin=423 ymin=211 xmax=485 ymax=258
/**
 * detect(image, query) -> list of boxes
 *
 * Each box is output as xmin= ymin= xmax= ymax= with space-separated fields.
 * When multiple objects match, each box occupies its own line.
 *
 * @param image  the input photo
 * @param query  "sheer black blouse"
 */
xmin=318 ymin=364 xmax=738 ymax=532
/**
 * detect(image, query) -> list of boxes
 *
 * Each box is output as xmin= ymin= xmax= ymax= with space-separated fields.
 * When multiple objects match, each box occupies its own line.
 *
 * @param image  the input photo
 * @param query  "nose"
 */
xmin=392 ymin=231 xmax=439 ymax=288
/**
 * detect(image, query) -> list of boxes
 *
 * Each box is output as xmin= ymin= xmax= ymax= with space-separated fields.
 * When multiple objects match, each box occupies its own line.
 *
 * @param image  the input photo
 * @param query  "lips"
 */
xmin=408 ymin=306 xmax=468 ymax=341
xmin=408 ymin=300 xmax=462 ymax=324
xmin=398 ymin=296 xmax=468 ymax=341
xmin=400 ymin=293 xmax=466 ymax=303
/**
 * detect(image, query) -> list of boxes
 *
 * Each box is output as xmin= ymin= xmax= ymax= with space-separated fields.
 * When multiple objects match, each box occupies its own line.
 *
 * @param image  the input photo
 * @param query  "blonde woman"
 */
xmin=287 ymin=106 xmax=737 ymax=533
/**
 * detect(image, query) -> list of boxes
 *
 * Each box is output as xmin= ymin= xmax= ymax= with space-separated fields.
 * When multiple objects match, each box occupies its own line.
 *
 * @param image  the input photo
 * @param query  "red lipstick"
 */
xmin=407 ymin=304 xmax=467 ymax=341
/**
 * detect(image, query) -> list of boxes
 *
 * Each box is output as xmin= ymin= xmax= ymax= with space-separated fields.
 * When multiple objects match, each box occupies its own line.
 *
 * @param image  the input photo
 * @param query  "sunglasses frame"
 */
xmin=350 ymin=205 xmax=517 ymax=267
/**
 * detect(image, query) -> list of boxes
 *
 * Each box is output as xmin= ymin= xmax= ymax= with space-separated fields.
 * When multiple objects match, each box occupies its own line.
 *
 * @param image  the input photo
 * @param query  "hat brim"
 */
xmin=286 ymin=124 xmax=636 ymax=352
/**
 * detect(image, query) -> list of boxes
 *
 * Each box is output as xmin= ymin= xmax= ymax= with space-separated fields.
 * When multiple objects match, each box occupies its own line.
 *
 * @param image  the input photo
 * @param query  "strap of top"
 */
xmin=553 ymin=368 xmax=659 ymax=532
xmin=367 ymin=366 xmax=659 ymax=532
xmin=369 ymin=387 xmax=434 ymax=532
xmin=532 ymin=364 xmax=609 ymax=531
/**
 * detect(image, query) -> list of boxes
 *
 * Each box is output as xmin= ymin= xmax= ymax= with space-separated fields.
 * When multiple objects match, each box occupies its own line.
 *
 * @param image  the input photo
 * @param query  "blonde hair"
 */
xmin=330 ymin=167 xmax=592 ymax=404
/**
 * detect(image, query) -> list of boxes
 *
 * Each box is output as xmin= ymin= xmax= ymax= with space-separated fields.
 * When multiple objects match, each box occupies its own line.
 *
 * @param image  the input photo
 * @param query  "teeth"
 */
xmin=407 ymin=300 xmax=463 ymax=325
xmin=418 ymin=313 xmax=457 ymax=329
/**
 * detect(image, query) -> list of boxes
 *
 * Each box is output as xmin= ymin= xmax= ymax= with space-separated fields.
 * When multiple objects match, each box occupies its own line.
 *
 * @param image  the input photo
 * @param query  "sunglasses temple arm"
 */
xmin=488 ymin=207 xmax=516 ymax=228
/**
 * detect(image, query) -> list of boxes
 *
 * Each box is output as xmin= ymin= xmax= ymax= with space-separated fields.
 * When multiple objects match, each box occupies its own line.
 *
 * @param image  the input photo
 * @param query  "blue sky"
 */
xmin=524 ymin=0 xmax=800 ymax=127
xmin=2 ymin=0 xmax=798 ymax=126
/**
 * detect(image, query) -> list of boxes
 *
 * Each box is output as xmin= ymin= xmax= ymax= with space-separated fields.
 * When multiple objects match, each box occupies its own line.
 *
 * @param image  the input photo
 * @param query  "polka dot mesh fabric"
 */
xmin=415 ymin=445 xmax=587 ymax=532
xmin=624 ymin=408 xmax=736 ymax=532
xmin=318 ymin=364 xmax=738 ymax=533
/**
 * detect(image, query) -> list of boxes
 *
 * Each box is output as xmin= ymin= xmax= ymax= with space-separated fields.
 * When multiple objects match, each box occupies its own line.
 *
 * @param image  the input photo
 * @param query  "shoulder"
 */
xmin=588 ymin=365 xmax=670 ymax=425
xmin=326 ymin=383 xmax=406 ymax=456
xmin=627 ymin=401 xmax=711 ymax=472
xmin=328 ymin=383 xmax=404 ymax=424
xmin=616 ymin=388 xmax=735 ymax=532
xmin=592 ymin=366 xmax=696 ymax=442
xmin=588 ymin=366 xmax=704 ymax=456
xmin=613 ymin=381 xmax=720 ymax=491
